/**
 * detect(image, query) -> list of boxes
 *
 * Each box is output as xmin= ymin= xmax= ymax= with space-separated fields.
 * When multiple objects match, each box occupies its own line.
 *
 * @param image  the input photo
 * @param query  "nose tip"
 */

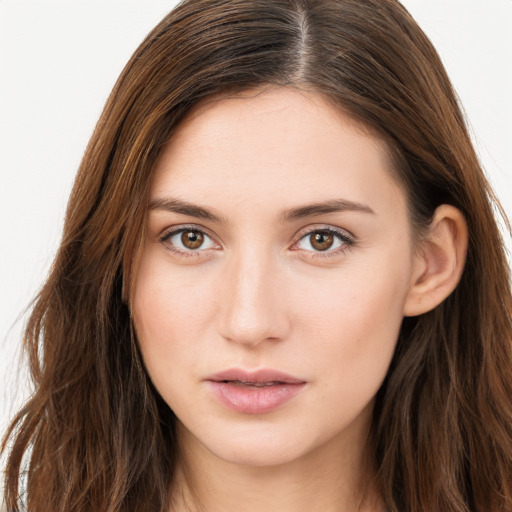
xmin=217 ymin=254 xmax=290 ymax=347
xmin=220 ymin=291 xmax=285 ymax=347
xmin=222 ymin=317 xmax=281 ymax=346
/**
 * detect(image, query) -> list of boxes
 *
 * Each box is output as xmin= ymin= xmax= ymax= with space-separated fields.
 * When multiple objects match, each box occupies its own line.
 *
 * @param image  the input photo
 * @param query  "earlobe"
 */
xmin=404 ymin=205 xmax=468 ymax=317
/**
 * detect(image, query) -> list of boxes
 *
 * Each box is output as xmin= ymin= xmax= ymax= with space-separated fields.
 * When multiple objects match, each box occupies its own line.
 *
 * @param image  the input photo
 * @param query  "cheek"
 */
xmin=131 ymin=254 xmax=218 ymax=389
xmin=292 ymin=251 xmax=411 ymax=386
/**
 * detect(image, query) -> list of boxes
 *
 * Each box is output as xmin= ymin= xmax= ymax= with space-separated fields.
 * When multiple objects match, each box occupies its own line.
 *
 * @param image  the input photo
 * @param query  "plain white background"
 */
xmin=1 ymin=1 xmax=511 ymax=448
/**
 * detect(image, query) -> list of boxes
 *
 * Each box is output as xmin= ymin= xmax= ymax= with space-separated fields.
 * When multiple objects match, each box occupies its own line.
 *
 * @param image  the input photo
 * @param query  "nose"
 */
xmin=217 ymin=247 xmax=291 ymax=347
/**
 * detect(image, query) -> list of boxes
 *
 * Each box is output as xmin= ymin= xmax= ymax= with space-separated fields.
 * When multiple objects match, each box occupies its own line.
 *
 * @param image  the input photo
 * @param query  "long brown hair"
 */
xmin=3 ymin=0 xmax=512 ymax=510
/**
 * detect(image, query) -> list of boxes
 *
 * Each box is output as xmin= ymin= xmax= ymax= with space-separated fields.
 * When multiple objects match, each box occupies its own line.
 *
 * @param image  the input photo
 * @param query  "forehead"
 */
xmin=151 ymin=87 xmax=405 ymax=217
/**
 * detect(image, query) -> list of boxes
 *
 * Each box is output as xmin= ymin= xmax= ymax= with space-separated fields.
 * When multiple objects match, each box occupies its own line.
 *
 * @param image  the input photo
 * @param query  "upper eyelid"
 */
xmin=289 ymin=227 xmax=356 ymax=259
xmin=292 ymin=224 xmax=356 ymax=243
xmin=159 ymin=224 xmax=220 ymax=243
xmin=159 ymin=226 xmax=221 ymax=257
xmin=157 ymin=223 xmax=356 ymax=250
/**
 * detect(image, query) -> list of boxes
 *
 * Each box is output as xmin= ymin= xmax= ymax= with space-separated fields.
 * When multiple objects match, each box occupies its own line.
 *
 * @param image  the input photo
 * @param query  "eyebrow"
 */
xmin=148 ymin=196 xmax=375 ymax=223
xmin=148 ymin=197 xmax=226 ymax=223
xmin=280 ymin=199 xmax=375 ymax=222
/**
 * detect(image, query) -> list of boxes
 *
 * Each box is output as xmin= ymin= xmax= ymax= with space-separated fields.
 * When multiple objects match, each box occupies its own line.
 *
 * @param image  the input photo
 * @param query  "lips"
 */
xmin=205 ymin=369 xmax=306 ymax=414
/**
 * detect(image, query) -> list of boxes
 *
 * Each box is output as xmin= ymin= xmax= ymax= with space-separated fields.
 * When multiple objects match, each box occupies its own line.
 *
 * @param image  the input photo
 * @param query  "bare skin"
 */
xmin=132 ymin=87 xmax=467 ymax=512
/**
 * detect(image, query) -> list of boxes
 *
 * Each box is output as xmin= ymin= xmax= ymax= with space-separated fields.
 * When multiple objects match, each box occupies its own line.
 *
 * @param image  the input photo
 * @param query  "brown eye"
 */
xmin=295 ymin=228 xmax=353 ymax=255
xmin=181 ymin=230 xmax=204 ymax=249
xmin=310 ymin=232 xmax=334 ymax=251
xmin=161 ymin=227 xmax=217 ymax=255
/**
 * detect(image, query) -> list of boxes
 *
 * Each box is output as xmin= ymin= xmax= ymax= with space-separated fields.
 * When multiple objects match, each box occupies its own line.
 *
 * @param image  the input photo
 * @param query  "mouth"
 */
xmin=218 ymin=380 xmax=287 ymax=388
xmin=205 ymin=369 xmax=306 ymax=414
xmin=207 ymin=368 xmax=305 ymax=385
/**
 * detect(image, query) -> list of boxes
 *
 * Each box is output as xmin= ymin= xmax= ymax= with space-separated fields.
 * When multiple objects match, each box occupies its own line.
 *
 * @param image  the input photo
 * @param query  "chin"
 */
xmin=180 ymin=419 xmax=317 ymax=468
xmin=210 ymin=437 xmax=310 ymax=468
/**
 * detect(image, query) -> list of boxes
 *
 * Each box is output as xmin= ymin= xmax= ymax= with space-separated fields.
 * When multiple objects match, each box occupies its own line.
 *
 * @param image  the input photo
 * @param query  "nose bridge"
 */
xmin=218 ymin=244 xmax=288 ymax=346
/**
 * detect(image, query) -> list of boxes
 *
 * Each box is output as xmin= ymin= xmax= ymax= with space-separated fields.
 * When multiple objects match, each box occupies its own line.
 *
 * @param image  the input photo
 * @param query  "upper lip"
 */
xmin=206 ymin=368 xmax=306 ymax=384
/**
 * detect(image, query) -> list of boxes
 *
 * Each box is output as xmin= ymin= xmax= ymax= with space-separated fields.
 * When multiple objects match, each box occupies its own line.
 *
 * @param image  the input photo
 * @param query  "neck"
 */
xmin=169 ymin=417 xmax=384 ymax=512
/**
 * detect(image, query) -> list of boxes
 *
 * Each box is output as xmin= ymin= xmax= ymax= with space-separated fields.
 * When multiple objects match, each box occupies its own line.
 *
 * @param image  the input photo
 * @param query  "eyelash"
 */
xmin=292 ymin=226 xmax=355 ymax=258
xmin=159 ymin=225 xmax=219 ymax=258
xmin=159 ymin=225 xmax=355 ymax=258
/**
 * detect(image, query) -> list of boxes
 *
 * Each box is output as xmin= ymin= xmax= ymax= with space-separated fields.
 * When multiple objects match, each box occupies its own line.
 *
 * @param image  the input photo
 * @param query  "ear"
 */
xmin=404 ymin=205 xmax=468 ymax=317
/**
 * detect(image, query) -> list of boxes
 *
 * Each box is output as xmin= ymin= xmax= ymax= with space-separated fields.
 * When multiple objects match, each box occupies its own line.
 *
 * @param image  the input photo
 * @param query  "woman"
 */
xmin=3 ymin=0 xmax=512 ymax=511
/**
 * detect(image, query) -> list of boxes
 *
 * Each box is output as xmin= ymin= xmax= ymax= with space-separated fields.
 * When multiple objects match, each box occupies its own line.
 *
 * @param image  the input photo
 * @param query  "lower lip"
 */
xmin=207 ymin=381 xmax=306 ymax=414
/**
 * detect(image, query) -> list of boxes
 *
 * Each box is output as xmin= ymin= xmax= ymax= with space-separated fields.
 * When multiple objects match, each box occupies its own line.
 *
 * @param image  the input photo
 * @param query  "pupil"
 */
xmin=311 ymin=232 xmax=334 ymax=251
xmin=181 ymin=231 xmax=204 ymax=249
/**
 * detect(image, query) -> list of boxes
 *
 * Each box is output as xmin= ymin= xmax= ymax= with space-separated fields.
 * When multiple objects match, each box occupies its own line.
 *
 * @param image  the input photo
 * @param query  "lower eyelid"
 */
xmin=296 ymin=229 xmax=354 ymax=246
xmin=159 ymin=227 xmax=218 ymax=252
xmin=158 ymin=226 xmax=354 ymax=256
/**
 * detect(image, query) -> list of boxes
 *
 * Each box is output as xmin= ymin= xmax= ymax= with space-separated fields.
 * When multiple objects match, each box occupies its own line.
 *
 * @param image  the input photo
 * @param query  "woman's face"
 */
xmin=133 ymin=87 xmax=417 ymax=467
